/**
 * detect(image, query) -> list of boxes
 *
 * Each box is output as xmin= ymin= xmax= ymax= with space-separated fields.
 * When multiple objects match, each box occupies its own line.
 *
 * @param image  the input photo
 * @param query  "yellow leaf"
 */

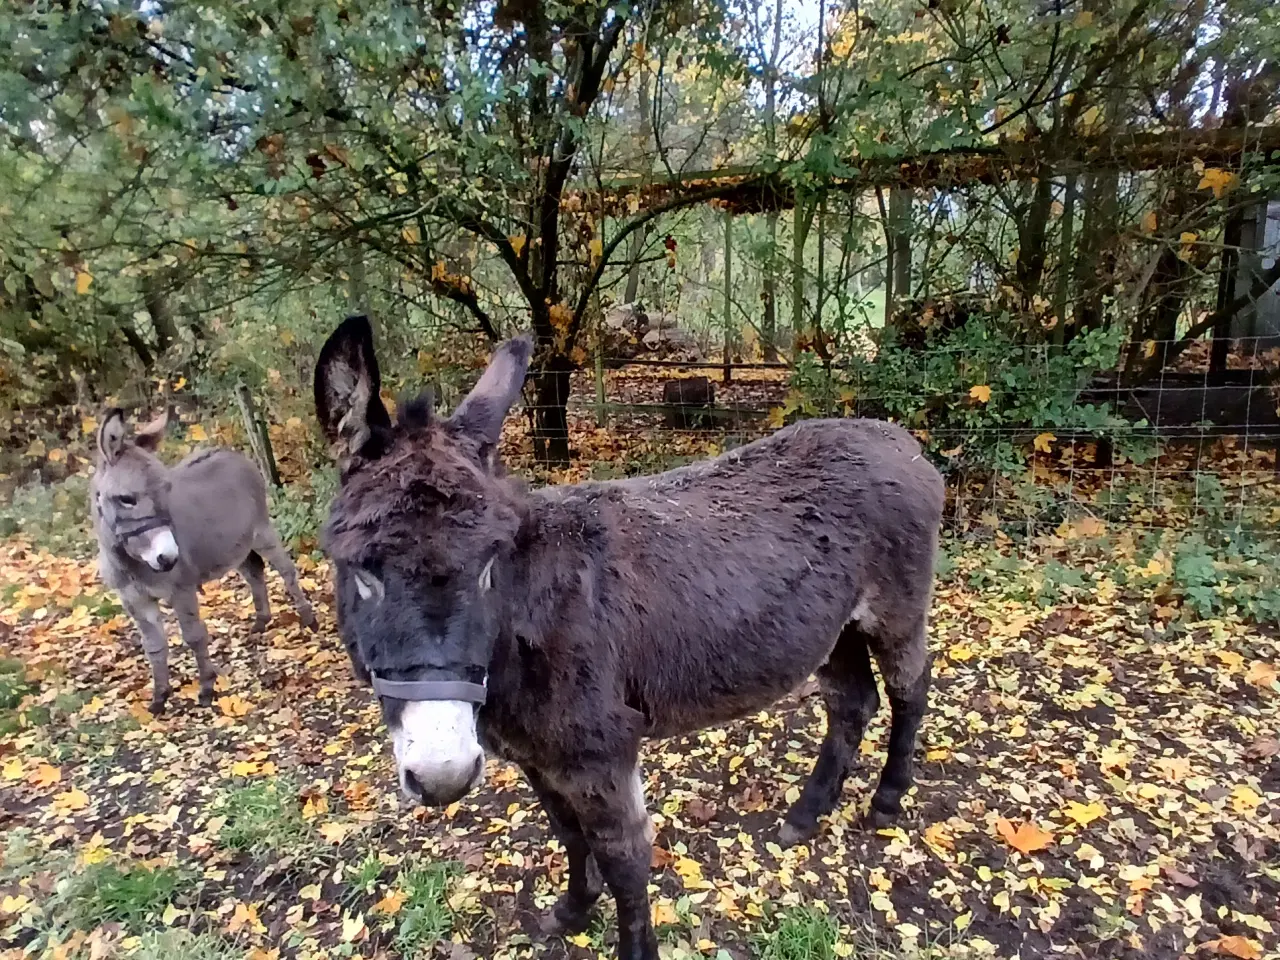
xmin=1197 ymin=168 xmax=1238 ymax=199
xmin=969 ymin=384 xmax=992 ymax=403
xmin=0 ymin=894 xmax=31 ymax=916
xmin=401 ymin=224 xmax=421 ymax=244
xmin=372 ymin=890 xmax=406 ymax=916
xmin=231 ymin=760 xmax=260 ymax=777
xmin=653 ymin=900 xmax=679 ymax=925
xmin=922 ymin=822 xmax=954 ymax=851
xmin=341 ymin=913 xmax=365 ymax=942
xmin=1231 ymin=784 xmax=1261 ymax=814
xmin=172 ymin=376 xmax=186 ymax=391
xmin=1141 ymin=210 xmax=1157 ymax=233
xmin=2 ymin=759 xmax=23 ymax=781
xmin=567 ymin=934 xmax=592 ymax=948
xmin=217 ymin=695 xmax=252 ymax=718
xmin=1033 ymin=432 xmax=1056 ymax=453
xmin=589 ymin=237 xmax=603 ymax=262
xmin=162 ymin=902 xmax=182 ymax=926
xmin=1245 ymin=661 xmax=1278 ymax=689
xmin=75 ymin=270 xmax=93 ymax=295
xmin=996 ymin=817 xmax=1053 ymax=854
xmin=227 ymin=902 xmax=262 ymax=935
xmin=302 ymin=795 xmax=329 ymax=819
xmin=47 ymin=447 xmax=66 ymax=463
xmin=1155 ymin=757 xmax=1191 ymax=782
xmin=1074 ymin=9 xmax=1094 ymax=27
xmin=55 ymin=788 xmax=90 ymax=813
xmin=81 ymin=416 xmax=98 ymax=436
xmin=767 ymin=407 xmax=786 ymax=430
xmin=431 ymin=261 xmax=447 ymax=281
xmin=299 ymin=883 xmax=322 ymax=901
xmin=1063 ymin=801 xmax=1107 ymax=827
xmin=510 ymin=235 xmax=526 ymax=257
xmin=187 ymin=424 xmax=208 ymax=442
xmin=319 ymin=821 xmax=352 ymax=845
xmin=728 ymin=755 xmax=745 ymax=771
xmin=948 ymin=643 xmax=974 ymax=662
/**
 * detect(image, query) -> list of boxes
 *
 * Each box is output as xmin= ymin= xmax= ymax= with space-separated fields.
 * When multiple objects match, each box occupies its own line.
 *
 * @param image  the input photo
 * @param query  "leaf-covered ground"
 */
xmin=2 ymin=527 xmax=1278 ymax=960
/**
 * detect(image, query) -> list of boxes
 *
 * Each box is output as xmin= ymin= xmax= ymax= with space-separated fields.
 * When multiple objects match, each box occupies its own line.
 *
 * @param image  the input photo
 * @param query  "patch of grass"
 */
xmin=754 ymin=905 xmax=839 ymax=960
xmin=134 ymin=930 xmax=238 ymax=960
xmin=214 ymin=779 xmax=310 ymax=853
xmin=343 ymin=851 xmax=385 ymax=904
xmin=58 ymin=861 xmax=189 ymax=934
xmin=0 ymin=659 xmax=35 ymax=734
xmin=0 ymin=474 xmax=94 ymax=557
xmin=394 ymin=858 xmax=458 ymax=957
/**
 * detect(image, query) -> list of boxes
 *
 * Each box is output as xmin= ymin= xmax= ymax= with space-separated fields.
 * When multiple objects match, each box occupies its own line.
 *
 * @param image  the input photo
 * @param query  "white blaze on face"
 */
xmin=391 ymin=700 xmax=485 ymax=802
xmin=137 ymin=527 xmax=180 ymax=571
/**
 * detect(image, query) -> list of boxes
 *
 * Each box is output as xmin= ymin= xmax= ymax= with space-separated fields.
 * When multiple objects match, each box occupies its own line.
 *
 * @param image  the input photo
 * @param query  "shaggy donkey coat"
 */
xmin=92 ymin=409 xmax=317 ymax=713
xmin=314 ymin=316 xmax=943 ymax=960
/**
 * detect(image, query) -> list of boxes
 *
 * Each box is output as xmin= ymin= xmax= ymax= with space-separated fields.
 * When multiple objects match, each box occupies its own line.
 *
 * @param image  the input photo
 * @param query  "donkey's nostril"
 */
xmin=403 ymin=768 xmax=429 ymax=804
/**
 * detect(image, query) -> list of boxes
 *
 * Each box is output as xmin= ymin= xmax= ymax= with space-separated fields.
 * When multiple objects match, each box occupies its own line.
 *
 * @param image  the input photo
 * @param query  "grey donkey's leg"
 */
xmin=238 ymin=550 xmax=272 ymax=634
xmin=780 ymin=625 xmax=881 ymax=846
xmin=866 ymin=617 xmax=932 ymax=828
xmin=122 ymin=593 xmax=171 ymax=715
xmin=254 ymin=530 xmax=317 ymax=630
xmin=171 ymin=588 xmax=218 ymax=707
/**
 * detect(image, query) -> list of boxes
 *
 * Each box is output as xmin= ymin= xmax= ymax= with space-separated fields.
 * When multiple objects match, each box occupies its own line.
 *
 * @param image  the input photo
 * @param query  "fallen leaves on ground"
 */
xmin=1 ymin=509 xmax=1279 ymax=960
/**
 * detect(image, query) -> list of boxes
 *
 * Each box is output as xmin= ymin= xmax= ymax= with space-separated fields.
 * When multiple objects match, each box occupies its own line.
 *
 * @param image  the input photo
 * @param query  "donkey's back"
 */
xmin=167 ymin=448 xmax=270 ymax=581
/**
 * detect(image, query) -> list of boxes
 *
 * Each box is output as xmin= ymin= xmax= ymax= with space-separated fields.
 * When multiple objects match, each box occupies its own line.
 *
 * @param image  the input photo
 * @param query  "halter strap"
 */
xmin=370 ymin=672 xmax=488 ymax=705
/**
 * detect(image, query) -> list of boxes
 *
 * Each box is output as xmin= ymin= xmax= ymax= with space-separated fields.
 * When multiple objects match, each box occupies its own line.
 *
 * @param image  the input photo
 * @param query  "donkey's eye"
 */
xmin=353 ymin=569 xmax=384 ymax=603
xmin=429 ymin=573 xmax=451 ymax=589
xmin=116 ymin=494 xmax=137 ymax=508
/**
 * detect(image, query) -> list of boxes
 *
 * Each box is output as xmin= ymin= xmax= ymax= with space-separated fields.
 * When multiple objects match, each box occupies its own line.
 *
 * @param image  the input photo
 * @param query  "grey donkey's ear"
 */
xmin=97 ymin=408 xmax=127 ymax=464
xmin=133 ymin=409 xmax=169 ymax=452
xmin=449 ymin=333 xmax=534 ymax=458
xmin=314 ymin=315 xmax=393 ymax=460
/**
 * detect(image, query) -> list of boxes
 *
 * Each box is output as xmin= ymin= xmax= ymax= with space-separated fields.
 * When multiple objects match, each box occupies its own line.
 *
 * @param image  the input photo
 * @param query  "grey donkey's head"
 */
xmin=93 ymin=408 xmax=179 ymax=572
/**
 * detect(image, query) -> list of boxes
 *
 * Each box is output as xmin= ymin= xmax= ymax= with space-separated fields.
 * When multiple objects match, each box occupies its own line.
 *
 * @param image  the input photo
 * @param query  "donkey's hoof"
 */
xmin=862 ymin=805 xmax=899 ymax=830
xmin=197 ymin=688 xmax=216 ymax=708
xmin=250 ymin=616 xmax=271 ymax=635
xmin=300 ymin=611 xmax=318 ymax=632
xmin=148 ymin=697 xmax=169 ymax=716
xmin=778 ymin=821 xmax=816 ymax=848
xmin=540 ymin=896 xmax=596 ymax=937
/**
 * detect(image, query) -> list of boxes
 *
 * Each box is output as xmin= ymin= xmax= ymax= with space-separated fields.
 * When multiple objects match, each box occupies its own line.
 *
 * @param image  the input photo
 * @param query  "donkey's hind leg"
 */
xmin=122 ymin=593 xmax=172 ymax=715
xmin=866 ymin=615 xmax=931 ymax=827
xmin=238 ymin=551 xmax=272 ymax=634
xmin=172 ymin=588 xmax=218 ymax=707
xmin=780 ymin=625 xmax=880 ymax=846
xmin=523 ymin=766 xmax=604 ymax=935
xmin=254 ymin=531 xmax=317 ymax=630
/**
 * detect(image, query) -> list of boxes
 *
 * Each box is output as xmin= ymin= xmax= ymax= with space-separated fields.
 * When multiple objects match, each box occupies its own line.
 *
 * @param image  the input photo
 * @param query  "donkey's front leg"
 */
xmin=561 ymin=764 xmax=658 ymax=960
xmin=524 ymin=766 xmax=604 ymax=935
xmin=171 ymin=589 xmax=218 ymax=707
xmin=122 ymin=593 xmax=171 ymax=714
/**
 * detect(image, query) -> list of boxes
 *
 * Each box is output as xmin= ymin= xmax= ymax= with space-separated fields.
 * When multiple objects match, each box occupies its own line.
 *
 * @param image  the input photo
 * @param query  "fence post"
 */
xmin=593 ymin=292 xmax=607 ymax=427
xmin=235 ymin=381 xmax=281 ymax=486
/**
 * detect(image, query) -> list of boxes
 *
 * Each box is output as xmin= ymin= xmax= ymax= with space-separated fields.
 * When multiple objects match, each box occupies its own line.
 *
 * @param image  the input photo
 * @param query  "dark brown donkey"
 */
xmin=314 ymin=316 xmax=943 ymax=960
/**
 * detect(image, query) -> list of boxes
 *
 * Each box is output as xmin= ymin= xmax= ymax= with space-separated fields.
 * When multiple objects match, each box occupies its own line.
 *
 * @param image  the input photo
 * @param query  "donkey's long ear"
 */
xmin=97 ymin=408 xmax=127 ymax=464
xmin=133 ymin=409 xmax=169 ymax=452
xmin=314 ymin=315 xmax=393 ymax=459
xmin=449 ymin=333 xmax=534 ymax=455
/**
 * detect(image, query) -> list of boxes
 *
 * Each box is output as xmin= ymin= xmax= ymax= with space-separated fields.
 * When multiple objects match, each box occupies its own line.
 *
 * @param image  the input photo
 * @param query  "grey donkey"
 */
xmin=91 ymin=407 xmax=318 ymax=713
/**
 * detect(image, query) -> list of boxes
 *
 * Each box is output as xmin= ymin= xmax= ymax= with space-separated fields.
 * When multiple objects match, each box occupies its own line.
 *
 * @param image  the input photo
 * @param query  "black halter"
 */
xmin=369 ymin=672 xmax=488 ymax=705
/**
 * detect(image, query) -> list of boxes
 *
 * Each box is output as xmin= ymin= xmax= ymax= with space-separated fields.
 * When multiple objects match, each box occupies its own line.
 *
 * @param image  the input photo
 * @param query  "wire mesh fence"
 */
xmin=501 ymin=336 xmax=1280 ymax=548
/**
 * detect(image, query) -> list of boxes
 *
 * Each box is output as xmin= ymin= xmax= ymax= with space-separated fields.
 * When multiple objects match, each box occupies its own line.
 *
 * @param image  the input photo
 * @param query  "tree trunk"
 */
xmin=760 ymin=0 xmax=783 ymax=363
xmin=723 ymin=209 xmax=733 ymax=383
xmin=1015 ymin=173 xmax=1055 ymax=312
xmin=884 ymin=186 xmax=912 ymax=326
xmin=1052 ymin=176 xmax=1078 ymax=348
xmin=791 ymin=198 xmax=816 ymax=352
xmin=143 ymin=275 xmax=180 ymax=357
xmin=623 ymin=224 xmax=649 ymax=305
xmin=531 ymin=362 xmax=573 ymax=466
